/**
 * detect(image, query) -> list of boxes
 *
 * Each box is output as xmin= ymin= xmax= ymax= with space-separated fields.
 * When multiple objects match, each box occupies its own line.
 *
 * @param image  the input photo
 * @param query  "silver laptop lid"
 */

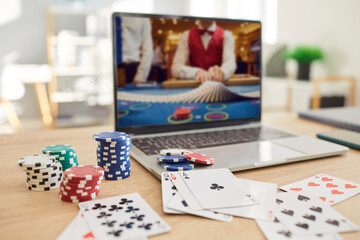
xmin=112 ymin=12 xmax=262 ymax=135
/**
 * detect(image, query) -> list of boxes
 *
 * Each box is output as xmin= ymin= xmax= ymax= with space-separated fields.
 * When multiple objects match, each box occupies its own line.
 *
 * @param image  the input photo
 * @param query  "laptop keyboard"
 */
xmin=132 ymin=126 xmax=295 ymax=156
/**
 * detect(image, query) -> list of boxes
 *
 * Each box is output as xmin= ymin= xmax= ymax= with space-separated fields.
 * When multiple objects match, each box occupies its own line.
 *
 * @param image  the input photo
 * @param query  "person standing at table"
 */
xmin=117 ymin=17 xmax=153 ymax=84
xmin=171 ymin=20 xmax=236 ymax=83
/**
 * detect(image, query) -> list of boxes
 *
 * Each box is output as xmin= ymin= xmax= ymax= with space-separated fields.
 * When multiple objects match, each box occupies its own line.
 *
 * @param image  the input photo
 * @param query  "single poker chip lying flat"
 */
xmin=183 ymin=152 xmax=215 ymax=165
xmin=157 ymin=155 xmax=187 ymax=163
xmin=160 ymin=149 xmax=189 ymax=156
xmin=161 ymin=162 xmax=194 ymax=171
xmin=18 ymin=154 xmax=56 ymax=169
xmin=64 ymin=165 xmax=104 ymax=181
xmin=93 ymin=132 xmax=131 ymax=143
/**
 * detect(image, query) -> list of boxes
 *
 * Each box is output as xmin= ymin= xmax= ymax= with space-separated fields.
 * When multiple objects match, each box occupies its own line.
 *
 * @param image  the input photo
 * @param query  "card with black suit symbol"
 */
xmin=179 ymin=168 xmax=254 ymax=209
xmin=78 ymin=193 xmax=171 ymax=239
xmin=274 ymin=192 xmax=358 ymax=235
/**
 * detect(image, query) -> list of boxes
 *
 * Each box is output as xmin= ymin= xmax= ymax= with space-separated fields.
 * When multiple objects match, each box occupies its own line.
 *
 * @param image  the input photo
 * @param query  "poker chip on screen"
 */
xmin=60 ymin=165 xmax=104 ymax=203
xmin=93 ymin=131 xmax=132 ymax=180
xmin=17 ymin=155 xmax=63 ymax=191
xmin=42 ymin=144 xmax=79 ymax=171
xmin=174 ymin=108 xmax=191 ymax=120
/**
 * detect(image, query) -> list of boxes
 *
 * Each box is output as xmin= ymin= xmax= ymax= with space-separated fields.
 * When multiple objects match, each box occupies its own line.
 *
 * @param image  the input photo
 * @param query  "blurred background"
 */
xmin=0 ymin=0 xmax=359 ymax=134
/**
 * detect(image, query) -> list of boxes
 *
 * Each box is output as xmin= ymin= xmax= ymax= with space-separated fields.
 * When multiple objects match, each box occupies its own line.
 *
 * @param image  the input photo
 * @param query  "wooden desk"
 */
xmin=0 ymin=113 xmax=359 ymax=240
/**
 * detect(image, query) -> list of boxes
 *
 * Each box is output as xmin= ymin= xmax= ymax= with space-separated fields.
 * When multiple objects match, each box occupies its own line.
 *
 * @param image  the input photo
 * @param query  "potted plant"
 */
xmin=285 ymin=46 xmax=324 ymax=81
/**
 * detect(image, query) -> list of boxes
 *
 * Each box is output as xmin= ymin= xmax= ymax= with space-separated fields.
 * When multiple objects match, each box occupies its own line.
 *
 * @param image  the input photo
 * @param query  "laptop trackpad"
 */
xmin=195 ymin=141 xmax=305 ymax=169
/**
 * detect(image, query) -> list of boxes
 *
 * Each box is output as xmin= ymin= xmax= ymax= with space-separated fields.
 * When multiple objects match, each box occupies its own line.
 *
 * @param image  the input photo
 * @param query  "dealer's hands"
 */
xmin=208 ymin=66 xmax=225 ymax=82
xmin=195 ymin=67 xmax=225 ymax=83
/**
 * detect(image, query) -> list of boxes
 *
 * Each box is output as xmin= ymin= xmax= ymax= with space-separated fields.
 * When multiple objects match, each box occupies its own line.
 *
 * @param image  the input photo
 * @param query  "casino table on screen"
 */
xmin=117 ymin=83 xmax=260 ymax=127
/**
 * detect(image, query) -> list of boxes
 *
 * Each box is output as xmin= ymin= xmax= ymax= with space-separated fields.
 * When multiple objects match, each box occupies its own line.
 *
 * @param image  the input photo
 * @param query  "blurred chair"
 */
xmin=311 ymin=76 xmax=356 ymax=109
xmin=15 ymin=64 xmax=53 ymax=128
xmin=0 ymin=63 xmax=25 ymax=130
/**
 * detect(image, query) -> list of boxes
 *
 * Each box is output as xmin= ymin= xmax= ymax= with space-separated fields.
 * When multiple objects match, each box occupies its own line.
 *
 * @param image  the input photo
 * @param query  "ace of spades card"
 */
xmin=274 ymin=192 xmax=359 ymax=235
xmin=78 ymin=193 xmax=171 ymax=240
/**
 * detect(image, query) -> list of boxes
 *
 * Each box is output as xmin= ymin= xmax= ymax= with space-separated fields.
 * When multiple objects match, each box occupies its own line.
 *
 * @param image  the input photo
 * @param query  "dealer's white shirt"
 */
xmin=121 ymin=17 xmax=153 ymax=82
xmin=171 ymin=22 xmax=236 ymax=81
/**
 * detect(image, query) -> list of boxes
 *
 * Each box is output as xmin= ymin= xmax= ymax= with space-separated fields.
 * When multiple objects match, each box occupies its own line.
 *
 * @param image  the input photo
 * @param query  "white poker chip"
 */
xmin=160 ymin=148 xmax=189 ymax=156
xmin=27 ymin=181 xmax=60 ymax=191
xmin=18 ymin=154 xmax=56 ymax=169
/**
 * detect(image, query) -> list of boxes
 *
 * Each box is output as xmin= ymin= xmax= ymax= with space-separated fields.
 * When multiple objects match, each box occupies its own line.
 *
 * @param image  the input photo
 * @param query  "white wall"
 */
xmin=277 ymin=0 xmax=360 ymax=105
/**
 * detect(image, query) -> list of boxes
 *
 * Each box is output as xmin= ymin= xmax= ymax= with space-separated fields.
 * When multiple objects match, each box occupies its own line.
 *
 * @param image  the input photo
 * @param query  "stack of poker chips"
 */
xmin=93 ymin=131 xmax=131 ymax=180
xmin=158 ymin=149 xmax=215 ymax=171
xmin=59 ymin=165 xmax=104 ymax=203
xmin=42 ymin=144 xmax=79 ymax=171
xmin=17 ymin=154 xmax=63 ymax=191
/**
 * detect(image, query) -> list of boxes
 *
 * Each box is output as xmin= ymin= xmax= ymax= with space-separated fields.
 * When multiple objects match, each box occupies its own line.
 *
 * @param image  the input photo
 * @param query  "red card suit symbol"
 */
xmin=290 ymin=188 xmax=302 ymax=191
xmin=322 ymin=177 xmax=333 ymax=181
xmin=315 ymin=176 xmax=320 ymax=178
xmin=171 ymin=173 xmax=176 ymax=180
xmin=319 ymin=197 xmax=326 ymax=201
xmin=329 ymin=201 xmax=334 ymax=203
xmin=345 ymin=184 xmax=357 ymax=189
xmin=83 ymin=232 xmax=94 ymax=239
xmin=331 ymin=190 xmax=344 ymax=195
xmin=326 ymin=183 xmax=338 ymax=188
xmin=268 ymin=210 xmax=273 ymax=219
xmin=308 ymin=182 xmax=320 ymax=187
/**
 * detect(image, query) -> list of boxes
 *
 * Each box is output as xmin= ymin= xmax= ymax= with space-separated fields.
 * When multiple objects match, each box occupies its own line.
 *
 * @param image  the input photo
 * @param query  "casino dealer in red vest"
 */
xmin=171 ymin=20 xmax=236 ymax=83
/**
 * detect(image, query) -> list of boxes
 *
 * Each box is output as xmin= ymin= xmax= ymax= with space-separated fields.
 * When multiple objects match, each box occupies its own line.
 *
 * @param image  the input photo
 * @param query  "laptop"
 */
xmin=112 ymin=12 xmax=348 ymax=179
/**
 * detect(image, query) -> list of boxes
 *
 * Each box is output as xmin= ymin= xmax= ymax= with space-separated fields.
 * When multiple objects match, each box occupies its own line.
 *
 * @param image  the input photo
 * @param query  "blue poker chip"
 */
xmin=96 ymin=149 xmax=130 ymax=156
xmin=98 ymin=162 xmax=130 ymax=170
xmin=94 ymin=132 xmax=131 ymax=143
xmin=161 ymin=162 xmax=194 ymax=171
xmin=157 ymin=155 xmax=187 ymax=163
xmin=104 ymin=170 xmax=131 ymax=180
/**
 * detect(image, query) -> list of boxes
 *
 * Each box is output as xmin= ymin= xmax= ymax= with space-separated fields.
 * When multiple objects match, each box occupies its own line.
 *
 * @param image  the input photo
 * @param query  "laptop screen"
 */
xmin=113 ymin=13 xmax=261 ymax=134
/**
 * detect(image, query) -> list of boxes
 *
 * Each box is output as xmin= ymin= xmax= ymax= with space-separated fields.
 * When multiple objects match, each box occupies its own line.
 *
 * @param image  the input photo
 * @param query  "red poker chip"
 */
xmin=61 ymin=178 xmax=102 ymax=189
xmin=59 ymin=189 xmax=99 ymax=203
xmin=60 ymin=182 xmax=99 ymax=194
xmin=64 ymin=165 xmax=104 ymax=181
xmin=62 ymin=175 xmax=103 ymax=185
xmin=183 ymin=152 xmax=215 ymax=165
xmin=174 ymin=109 xmax=191 ymax=120
xmin=60 ymin=185 xmax=100 ymax=198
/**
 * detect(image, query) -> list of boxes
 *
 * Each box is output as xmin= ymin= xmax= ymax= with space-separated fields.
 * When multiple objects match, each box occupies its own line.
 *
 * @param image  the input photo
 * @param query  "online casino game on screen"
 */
xmin=114 ymin=15 xmax=261 ymax=128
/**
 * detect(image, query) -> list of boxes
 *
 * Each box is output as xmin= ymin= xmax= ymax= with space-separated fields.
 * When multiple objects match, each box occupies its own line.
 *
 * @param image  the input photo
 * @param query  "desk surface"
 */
xmin=1 ymin=113 xmax=359 ymax=240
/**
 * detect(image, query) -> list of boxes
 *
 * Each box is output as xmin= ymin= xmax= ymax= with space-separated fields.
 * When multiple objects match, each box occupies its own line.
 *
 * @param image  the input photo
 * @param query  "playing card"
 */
xmin=169 ymin=172 xmax=203 ymax=210
xmin=180 ymin=168 xmax=253 ymax=209
xmin=57 ymin=212 xmax=95 ymax=240
xmin=78 ymin=193 xmax=171 ymax=240
xmin=167 ymin=193 xmax=233 ymax=222
xmin=280 ymin=173 xmax=360 ymax=205
xmin=256 ymin=217 xmax=343 ymax=240
xmin=161 ymin=172 xmax=183 ymax=214
xmin=213 ymin=178 xmax=277 ymax=220
xmin=274 ymin=192 xmax=359 ymax=235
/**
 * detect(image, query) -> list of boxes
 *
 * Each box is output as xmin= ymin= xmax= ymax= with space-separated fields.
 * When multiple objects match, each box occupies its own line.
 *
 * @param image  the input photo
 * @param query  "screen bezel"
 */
xmin=112 ymin=12 xmax=262 ymax=135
